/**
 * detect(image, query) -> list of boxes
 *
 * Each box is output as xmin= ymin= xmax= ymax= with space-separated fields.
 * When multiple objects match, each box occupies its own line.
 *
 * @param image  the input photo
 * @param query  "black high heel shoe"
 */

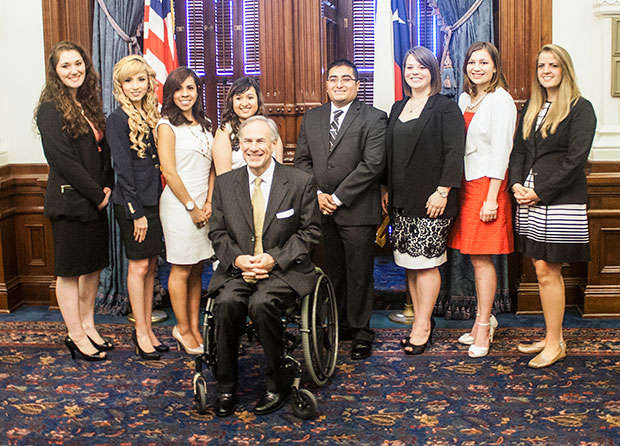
xmin=153 ymin=342 xmax=170 ymax=353
xmin=88 ymin=335 xmax=114 ymax=352
xmin=404 ymin=318 xmax=435 ymax=356
xmin=64 ymin=336 xmax=108 ymax=361
xmin=132 ymin=330 xmax=160 ymax=360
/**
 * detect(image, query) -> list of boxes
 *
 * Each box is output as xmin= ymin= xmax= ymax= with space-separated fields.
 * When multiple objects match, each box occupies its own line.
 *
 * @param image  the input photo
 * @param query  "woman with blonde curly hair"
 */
xmin=107 ymin=55 xmax=166 ymax=360
xmin=35 ymin=41 xmax=113 ymax=361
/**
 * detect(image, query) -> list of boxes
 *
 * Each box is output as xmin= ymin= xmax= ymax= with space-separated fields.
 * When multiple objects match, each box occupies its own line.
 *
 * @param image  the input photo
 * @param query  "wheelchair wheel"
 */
xmin=291 ymin=389 xmax=317 ymax=420
xmin=301 ymin=271 xmax=338 ymax=386
xmin=194 ymin=375 xmax=208 ymax=415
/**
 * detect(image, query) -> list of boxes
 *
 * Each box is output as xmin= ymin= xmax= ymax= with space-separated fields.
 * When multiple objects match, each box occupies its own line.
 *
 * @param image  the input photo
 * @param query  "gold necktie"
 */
xmin=252 ymin=177 xmax=265 ymax=255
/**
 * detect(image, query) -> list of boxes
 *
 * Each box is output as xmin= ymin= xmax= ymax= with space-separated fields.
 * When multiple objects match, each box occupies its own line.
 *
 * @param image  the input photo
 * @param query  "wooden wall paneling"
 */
xmin=41 ymin=0 xmax=94 ymax=60
xmin=497 ymin=0 xmax=552 ymax=109
xmin=0 ymin=165 xmax=53 ymax=312
xmin=583 ymin=163 xmax=620 ymax=317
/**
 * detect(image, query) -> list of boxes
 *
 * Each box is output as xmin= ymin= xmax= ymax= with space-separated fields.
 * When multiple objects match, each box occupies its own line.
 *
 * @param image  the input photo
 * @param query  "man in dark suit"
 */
xmin=294 ymin=59 xmax=387 ymax=360
xmin=208 ymin=115 xmax=321 ymax=417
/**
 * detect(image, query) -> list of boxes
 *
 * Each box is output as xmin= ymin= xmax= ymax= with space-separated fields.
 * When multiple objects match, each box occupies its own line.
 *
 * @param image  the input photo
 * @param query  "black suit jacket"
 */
xmin=37 ymin=101 xmax=113 ymax=222
xmin=509 ymin=97 xmax=597 ymax=205
xmin=106 ymin=107 xmax=162 ymax=219
xmin=383 ymin=94 xmax=464 ymax=218
xmin=208 ymin=162 xmax=321 ymax=297
xmin=294 ymin=98 xmax=387 ymax=226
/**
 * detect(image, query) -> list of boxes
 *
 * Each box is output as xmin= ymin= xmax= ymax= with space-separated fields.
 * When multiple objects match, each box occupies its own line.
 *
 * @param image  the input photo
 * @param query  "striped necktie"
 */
xmin=329 ymin=109 xmax=344 ymax=150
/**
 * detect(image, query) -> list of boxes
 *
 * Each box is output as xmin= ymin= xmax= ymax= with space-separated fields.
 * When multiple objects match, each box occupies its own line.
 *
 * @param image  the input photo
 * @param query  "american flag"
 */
xmin=143 ymin=0 xmax=179 ymax=102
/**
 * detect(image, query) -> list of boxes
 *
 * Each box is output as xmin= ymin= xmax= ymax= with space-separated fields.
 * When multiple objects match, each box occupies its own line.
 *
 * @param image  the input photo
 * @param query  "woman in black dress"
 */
xmin=381 ymin=46 xmax=464 ymax=355
xmin=107 ymin=55 xmax=166 ymax=360
xmin=509 ymin=44 xmax=597 ymax=368
xmin=35 ymin=41 xmax=113 ymax=361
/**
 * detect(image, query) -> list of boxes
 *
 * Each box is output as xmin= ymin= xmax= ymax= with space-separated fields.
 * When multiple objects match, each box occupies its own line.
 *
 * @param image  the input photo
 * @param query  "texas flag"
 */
xmin=373 ymin=0 xmax=411 ymax=114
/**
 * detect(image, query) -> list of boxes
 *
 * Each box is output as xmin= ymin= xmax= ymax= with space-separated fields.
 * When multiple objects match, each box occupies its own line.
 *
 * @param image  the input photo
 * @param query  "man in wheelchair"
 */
xmin=208 ymin=116 xmax=321 ymax=417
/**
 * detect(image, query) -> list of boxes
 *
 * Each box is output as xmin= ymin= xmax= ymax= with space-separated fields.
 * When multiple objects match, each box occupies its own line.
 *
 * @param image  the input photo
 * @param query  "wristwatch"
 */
xmin=436 ymin=187 xmax=448 ymax=198
xmin=185 ymin=201 xmax=195 ymax=211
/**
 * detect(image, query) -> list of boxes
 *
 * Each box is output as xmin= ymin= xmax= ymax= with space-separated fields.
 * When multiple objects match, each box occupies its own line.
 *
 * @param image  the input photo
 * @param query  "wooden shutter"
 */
xmin=352 ymin=0 xmax=375 ymax=104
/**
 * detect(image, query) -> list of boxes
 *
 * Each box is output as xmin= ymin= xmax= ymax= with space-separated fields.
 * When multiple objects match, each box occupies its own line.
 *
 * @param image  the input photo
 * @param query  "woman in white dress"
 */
xmin=212 ymin=76 xmax=283 ymax=174
xmin=157 ymin=67 xmax=214 ymax=355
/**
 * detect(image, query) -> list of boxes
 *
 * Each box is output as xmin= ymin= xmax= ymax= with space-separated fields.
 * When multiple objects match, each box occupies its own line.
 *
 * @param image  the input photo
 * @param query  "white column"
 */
xmin=590 ymin=1 xmax=620 ymax=161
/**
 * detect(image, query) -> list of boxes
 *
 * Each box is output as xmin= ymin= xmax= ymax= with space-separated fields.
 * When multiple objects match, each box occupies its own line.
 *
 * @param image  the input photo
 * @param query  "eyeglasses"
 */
xmin=326 ymin=76 xmax=358 ymax=85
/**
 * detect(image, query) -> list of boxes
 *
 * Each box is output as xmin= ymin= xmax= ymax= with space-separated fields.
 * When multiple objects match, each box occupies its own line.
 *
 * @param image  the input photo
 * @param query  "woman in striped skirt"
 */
xmin=509 ymin=44 xmax=597 ymax=369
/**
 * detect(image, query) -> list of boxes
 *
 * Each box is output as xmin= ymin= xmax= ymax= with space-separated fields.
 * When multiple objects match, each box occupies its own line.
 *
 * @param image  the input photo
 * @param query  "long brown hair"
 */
xmin=220 ymin=76 xmax=265 ymax=149
xmin=34 ymin=41 xmax=105 ymax=138
xmin=161 ymin=67 xmax=212 ymax=132
xmin=522 ymin=44 xmax=581 ymax=140
xmin=462 ymin=41 xmax=507 ymax=96
xmin=112 ymin=55 xmax=160 ymax=158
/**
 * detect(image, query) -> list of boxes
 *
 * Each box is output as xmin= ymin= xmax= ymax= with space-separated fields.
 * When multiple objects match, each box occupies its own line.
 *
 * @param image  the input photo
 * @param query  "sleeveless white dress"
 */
xmin=224 ymin=122 xmax=247 ymax=170
xmin=157 ymin=118 xmax=214 ymax=264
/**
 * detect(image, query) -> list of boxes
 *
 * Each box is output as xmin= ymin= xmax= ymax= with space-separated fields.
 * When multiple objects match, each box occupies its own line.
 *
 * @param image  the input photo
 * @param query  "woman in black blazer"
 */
xmin=509 ymin=44 xmax=597 ymax=369
xmin=381 ymin=46 xmax=465 ymax=355
xmin=107 ymin=55 xmax=166 ymax=360
xmin=35 ymin=41 xmax=113 ymax=361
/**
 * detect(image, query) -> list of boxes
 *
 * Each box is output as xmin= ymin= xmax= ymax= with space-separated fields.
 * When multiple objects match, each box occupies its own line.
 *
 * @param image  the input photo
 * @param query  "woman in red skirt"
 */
xmin=448 ymin=42 xmax=517 ymax=358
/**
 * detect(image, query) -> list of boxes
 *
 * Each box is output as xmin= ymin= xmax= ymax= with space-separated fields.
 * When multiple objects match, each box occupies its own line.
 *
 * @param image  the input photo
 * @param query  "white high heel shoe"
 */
xmin=458 ymin=314 xmax=497 ymax=345
xmin=468 ymin=317 xmax=497 ymax=358
xmin=172 ymin=325 xmax=203 ymax=355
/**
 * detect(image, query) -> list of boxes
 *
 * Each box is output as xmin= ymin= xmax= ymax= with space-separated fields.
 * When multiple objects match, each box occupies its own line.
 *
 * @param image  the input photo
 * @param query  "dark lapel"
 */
xmin=233 ymin=168 xmax=254 ymax=232
xmin=329 ymin=99 xmax=360 ymax=154
xmin=262 ymin=163 xmax=289 ymax=235
xmin=402 ymin=94 xmax=436 ymax=165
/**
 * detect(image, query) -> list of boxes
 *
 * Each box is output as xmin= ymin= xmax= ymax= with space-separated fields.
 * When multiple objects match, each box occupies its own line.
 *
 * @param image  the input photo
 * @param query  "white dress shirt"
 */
xmin=247 ymin=158 xmax=275 ymax=213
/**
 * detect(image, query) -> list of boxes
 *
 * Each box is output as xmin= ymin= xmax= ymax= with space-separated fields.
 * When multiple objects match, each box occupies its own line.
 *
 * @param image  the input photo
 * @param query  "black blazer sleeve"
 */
xmin=439 ymin=99 xmax=466 ymax=188
xmin=37 ymin=102 xmax=106 ymax=207
xmin=508 ymin=101 xmax=529 ymax=188
xmin=294 ymin=113 xmax=314 ymax=177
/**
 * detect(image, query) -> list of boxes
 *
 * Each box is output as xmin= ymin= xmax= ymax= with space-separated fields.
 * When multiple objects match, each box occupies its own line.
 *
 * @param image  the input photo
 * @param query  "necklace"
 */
xmin=466 ymin=93 xmax=488 ymax=110
xmin=187 ymin=124 xmax=209 ymax=158
xmin=406 ymin=97 xmax=428 ymax=113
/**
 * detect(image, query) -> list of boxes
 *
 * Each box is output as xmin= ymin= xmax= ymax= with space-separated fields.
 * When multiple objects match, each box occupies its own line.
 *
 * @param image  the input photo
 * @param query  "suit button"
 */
xmin=250 ymin=236 xmax=255 ymax=242
xmin=327 ymin=164 xmax=333 ymax=169
xmin=295 ymin=258 xmax=302 ymax=264
xmin=154 ymin=164 xmax=159 ymax=168
xmin=152 ymin=154 xmax=157 ymax=159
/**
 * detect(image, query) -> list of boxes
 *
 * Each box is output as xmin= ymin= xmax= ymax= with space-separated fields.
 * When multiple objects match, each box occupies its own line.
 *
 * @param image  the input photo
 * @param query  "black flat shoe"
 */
xmin=404 ymin=318 xmax=435 ymax=356
xmin=351 ymin=341 xmax=372 ymax=360
xmin=64 ymin=337 xmax=108 ymax=362
xmin=254 ymin=389 xmax=290 ymax=415
xmin=153 ymin=343 xmax=170 ymax=353
xmin=132 ymin=330 xmax=160 ymax=361
xmin=214 ymin=392 xmax=236 ymax=417
xmin=88 ymin=335 xmax=114 ymax=352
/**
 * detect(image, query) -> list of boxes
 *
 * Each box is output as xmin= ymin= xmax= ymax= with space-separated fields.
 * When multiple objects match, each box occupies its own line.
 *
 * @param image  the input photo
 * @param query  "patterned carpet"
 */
xmin=1 ymin=321 xmax=619 ymax=445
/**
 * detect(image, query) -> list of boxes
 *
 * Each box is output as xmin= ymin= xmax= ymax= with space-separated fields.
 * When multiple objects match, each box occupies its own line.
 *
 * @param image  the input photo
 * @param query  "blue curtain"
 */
xmin=429 ymin=0 xmax=493 ymax=99
xmin=92 ymin=0 xmax=143 ymax=314
xmin=426 ymin=0 xmax=510 ymax=319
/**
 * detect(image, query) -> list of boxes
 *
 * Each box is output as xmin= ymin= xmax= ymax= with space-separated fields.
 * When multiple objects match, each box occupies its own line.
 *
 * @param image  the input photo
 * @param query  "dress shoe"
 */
xmin=254 ymin=389 xmax=290 ymax=415
xmin=132 ymin=330 xmax=161 ymax=361
xmin=214 ymin=392 xmax=236 ymax=417
xmin=351 ymin=341 xmax=372 ymax=360
xmin=404 ymin=318 xmax=435 ymax=355
xmin=468 ymin=318 xmax=497 ymax=358
xmin=517 ymin=341 xmax=545 ymax=354
xmin=172 ymin=325 xmax=203 ymax=355
xmin=64 ymin=336 xmax=108 ymax=362
xmin=88 ymin=335 xmax=114 ymax=352
xmin=458 ymin=314 xmax=497 ymax=345
xmin=153 ymin=343 xmax=170 ymax=353
xmin=528 ymin=341 xmax=566 ymax=369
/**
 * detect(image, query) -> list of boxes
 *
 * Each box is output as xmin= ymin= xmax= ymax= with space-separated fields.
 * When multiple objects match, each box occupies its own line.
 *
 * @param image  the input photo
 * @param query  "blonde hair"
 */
xmin=112 ymin=55 xmax=160 ymax=157
xmin=522 ymin=44 xmax=581 ymax=140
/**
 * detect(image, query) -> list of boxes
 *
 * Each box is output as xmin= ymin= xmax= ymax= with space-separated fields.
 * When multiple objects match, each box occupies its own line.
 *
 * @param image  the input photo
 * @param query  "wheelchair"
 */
xmin=193 ymin=267 xmax=338 ymax=419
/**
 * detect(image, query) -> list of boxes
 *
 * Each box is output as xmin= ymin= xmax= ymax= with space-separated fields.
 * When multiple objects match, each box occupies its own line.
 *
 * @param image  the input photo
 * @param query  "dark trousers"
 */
xmin=213 ymin=274 xmax=297 ymax=394
xmin=321 ymin=218 xmax=375 ymax=343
